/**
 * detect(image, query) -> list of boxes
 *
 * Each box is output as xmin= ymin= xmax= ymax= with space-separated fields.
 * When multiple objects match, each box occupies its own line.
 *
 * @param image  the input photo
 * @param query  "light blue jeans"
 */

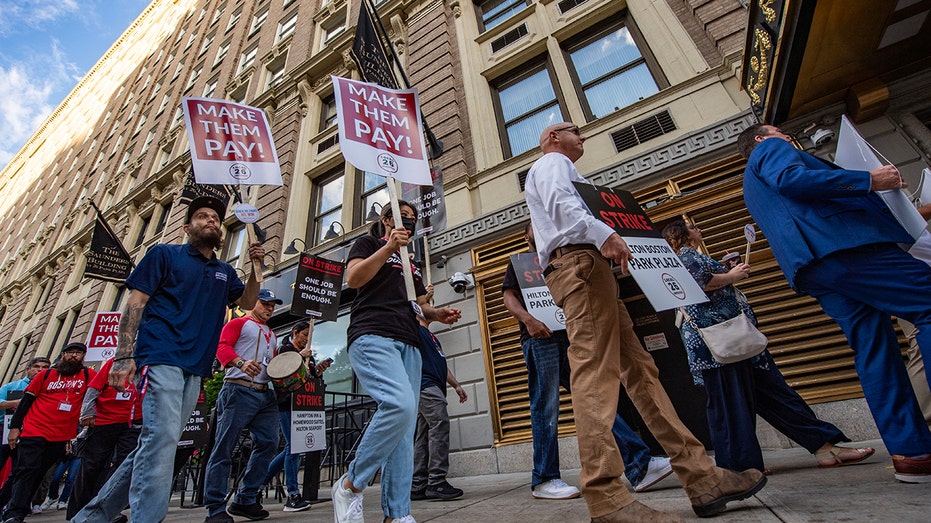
xmin=347 ymin=335 xmax=421 ymax=519
xmin=70 ymin=365 xmax=202 ymax=523
xmin=265 ymin=410 xmax=301 ymax=496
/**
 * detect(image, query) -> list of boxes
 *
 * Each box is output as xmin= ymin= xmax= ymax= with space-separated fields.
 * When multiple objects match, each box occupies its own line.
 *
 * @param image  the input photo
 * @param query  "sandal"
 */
xmin=815 ymin=446 xmax=876 ymax=468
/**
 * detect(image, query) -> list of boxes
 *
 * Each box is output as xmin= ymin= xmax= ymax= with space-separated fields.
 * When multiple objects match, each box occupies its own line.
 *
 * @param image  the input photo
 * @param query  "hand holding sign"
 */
xmin=744 ymin=224 xmax=757 ymax=265
xmin=601 ymin=234 xmax=634 ymax=274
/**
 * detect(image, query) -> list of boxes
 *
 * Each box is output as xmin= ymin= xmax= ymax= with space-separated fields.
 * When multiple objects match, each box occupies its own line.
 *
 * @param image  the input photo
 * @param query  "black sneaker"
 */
xmin=425 ymin=480 xmax=463 ymax=500
xmin=282 ymin=494 xmax=312 ymax=512
xmin=410 ymin=488 xmax=427 ymax=501
xmin=111 ymin=515 xmax=129 ymax=523
xmin=227 ymin=502 xmax=269 ymax=521
xmin=204 ymin=512 xmax=234 ymax=523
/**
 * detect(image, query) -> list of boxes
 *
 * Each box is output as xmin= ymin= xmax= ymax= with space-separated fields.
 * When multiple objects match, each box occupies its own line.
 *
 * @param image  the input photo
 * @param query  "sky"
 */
xmin=0 ymin=0 xmax=152 ymax=170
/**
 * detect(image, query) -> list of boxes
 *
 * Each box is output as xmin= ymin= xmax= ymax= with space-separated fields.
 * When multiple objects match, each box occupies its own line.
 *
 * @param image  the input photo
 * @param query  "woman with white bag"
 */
xmin=662 ymin=219 xmax=874 ymax=474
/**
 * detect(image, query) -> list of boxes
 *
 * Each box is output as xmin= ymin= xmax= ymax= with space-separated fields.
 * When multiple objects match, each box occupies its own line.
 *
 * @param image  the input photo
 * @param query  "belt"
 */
xmin=225 ymin=378 xmax=269 ymax=391
xmin=544 ymin=244 xmax=599 ymax=277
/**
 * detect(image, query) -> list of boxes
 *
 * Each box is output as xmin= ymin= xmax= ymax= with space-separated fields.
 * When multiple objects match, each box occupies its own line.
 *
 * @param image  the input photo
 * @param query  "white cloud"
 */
xmin=0 ymin=40 xmax=80 ymax=167
xmin=0 ymin=0 xmax=81 ymax=36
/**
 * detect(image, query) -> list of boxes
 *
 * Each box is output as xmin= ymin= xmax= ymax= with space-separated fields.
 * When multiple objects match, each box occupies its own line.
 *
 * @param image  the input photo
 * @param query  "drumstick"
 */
xmin=251 ymin=324 xmax=262 ymax=385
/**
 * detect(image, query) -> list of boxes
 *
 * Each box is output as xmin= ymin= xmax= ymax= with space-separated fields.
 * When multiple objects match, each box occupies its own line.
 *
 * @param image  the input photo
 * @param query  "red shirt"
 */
xmin=89 ymin=359 xmax=143 ymax=426
xmin=21 ymin=367 xmax=96 ymax=442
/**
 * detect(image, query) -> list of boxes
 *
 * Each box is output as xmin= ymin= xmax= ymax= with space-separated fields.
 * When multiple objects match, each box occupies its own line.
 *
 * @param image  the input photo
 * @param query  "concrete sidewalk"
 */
xmin=26 ymin=439 xmax=929 ymax=522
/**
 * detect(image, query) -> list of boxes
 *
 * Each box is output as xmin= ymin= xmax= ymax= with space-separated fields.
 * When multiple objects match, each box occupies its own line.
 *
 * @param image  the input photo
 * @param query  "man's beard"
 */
xmin=57 ymin=359 xmax=84 ymax=376
xmin=189 ymin=224 xmax=223 ymax=251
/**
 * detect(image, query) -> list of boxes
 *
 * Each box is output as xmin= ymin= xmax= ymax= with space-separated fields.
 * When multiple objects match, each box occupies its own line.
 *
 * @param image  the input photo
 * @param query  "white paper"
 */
xmin=624 ymin=237 xmax=708 ymax=311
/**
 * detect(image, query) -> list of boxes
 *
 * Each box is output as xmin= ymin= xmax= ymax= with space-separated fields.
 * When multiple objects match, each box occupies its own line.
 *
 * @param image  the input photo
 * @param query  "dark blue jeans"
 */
xmin=523 ymin=331 xmax=651 ymax=488
xmin=264 ymin=410 xmax=301 ymax=496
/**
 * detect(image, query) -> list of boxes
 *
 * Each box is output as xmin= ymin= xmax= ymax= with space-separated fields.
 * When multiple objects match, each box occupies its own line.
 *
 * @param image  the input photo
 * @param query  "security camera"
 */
xmin=448 ymin=272 xmax=475 ymax=294
xmin=811 ymin=128 xmax=835 ymax=147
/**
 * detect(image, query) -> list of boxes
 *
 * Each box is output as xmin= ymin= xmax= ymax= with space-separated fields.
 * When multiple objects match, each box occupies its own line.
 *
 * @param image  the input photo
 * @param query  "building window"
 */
xmin=321 ymin=13 xmax=346 ymax=46
xmin=227 ymin=7 xmax=242 ymax=31
xmin=152 ymin=203 xmax=173 ymax=237
xmin=211 ymin=3 xmax=225 ymax=26
xmin=478 ymin=0 xmax=528 ymax=32
xmin=276 ymin=12 xmax=298 ymax=43
xmin=173 ymin=60 xmax=185 ymax=80
xmin=204 ymin=78 xmax=218 ymax=98
xmin=134 ymin=214 xmax=152 ymax=248
xmin=186 ymin=65 xmax=202 ymax=91
xmin=360 ymin=172 xmax=389 ymax=223
xmin=186 ymin=32 xmax=197 ymax=50
xmin=157 ymin=94 xmax=171 ymax=115
xmin=565 ymin=21 xmax=661 ymax=119
xmin=265 ymin=60 xmax=286 ymax=90
xmin=321 ymin=95 xmax=337 ymax=130
xmin=118 ymin=150 xmax=133 ymax=172
xmin=214 ymin=41 xmax=230 ymax=67
xmin=238 ymin=46 xmax=258 ymax=74
xmin=223 ymin=225 xmax=247 ymax=268
xmin=312 ymin=170 xmax=345 ymax=245
xmin=142 ymin=131 xmax=156 ymax=152
xmin=134 ymin=113 xmax=147 ymax=136
xmin=200 ymin=32 xmax=215 ymax=56
xmin=493 ymin=63 xmax=565 ymax=157
xmin=250 ymin=8 xmax=269 ymax=35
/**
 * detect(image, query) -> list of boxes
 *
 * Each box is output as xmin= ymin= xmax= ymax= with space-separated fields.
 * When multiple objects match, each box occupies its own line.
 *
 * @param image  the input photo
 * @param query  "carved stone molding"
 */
xmin=429 ymin=111 xmax=757 ymax=254
xmin=342 ymin=49 xmax=356 ymax=72
xmin=151 ymin=185 xmax=163 ymax=201
xmin=450 ymin=0 xmax=462 ymax=18
xmin=127 ymin=202 xmax=139 ymax=219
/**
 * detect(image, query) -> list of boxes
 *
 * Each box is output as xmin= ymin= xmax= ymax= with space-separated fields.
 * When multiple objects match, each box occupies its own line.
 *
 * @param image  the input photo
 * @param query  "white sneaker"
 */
xmin=31 ymin=504 xmax=43 ymax=514
xmin=392 ymin=516 xmax=416 ymax=523
xmin=56 ymin=501 xmax=68 ymax=510
xmin=39 ymin=498 xmax=55 ymax=511
xmin=531 ymin=478 xmax=581 ymax=500
xmin=632 ymin=456 xmax=674 ymax=492
xmin=332 ymin=474 xmax=364 ymax=523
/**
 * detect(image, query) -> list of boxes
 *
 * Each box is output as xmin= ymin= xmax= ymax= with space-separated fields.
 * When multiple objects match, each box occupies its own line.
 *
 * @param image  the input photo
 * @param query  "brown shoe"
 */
xmin=591 ymin=501 xmax=684 ymax=523
xmin=892 ymin=454 xmax=931 ymax=483
xmin=691 ymin=468 xmax=766 ymax=518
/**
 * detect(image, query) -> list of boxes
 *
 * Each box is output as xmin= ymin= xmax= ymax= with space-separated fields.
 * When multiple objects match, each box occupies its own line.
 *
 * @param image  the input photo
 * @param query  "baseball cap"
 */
xmin=62 ymin=342 xmax=87 ymax=353
xmin=27 ymin=357 xmax=51 ymax=366
xmin=257 ymin=289 xmax=283 ymax=304
xmin=186 ymin=196 xmax=227 ymax=223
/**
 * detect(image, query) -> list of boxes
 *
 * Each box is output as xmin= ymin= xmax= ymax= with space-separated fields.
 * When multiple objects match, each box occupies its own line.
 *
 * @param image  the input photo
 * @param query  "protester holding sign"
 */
xmin=72 ymin=196 xmax=265 ymax=523
xmin=332 ymin=201 xmax=460 ymax=523
xmin=662 ymin=219 xmax=874 ymax=474
xmin=502 ymin=223 xmax=673 ymax=498
xmin=524 ymin=122 xmax=766 ymax=521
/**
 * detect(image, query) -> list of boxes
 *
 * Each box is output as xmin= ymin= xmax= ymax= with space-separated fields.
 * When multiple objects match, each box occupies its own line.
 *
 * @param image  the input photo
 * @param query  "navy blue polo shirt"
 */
xmin=126 ymin=243 xmax=244 ymax=377
xmin=418 ymin=325 xmax=447 ymax=392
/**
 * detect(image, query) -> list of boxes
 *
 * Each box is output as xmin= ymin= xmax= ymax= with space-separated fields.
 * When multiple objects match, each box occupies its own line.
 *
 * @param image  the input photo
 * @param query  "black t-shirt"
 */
xmin=501 ymin=261 xmax=531 ymax=344
xmin=346 ymin=235 xmax=427 ymax=349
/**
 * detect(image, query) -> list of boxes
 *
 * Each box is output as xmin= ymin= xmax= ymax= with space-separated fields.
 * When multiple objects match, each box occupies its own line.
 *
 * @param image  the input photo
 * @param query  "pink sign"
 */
xmin=85 ymin=311 xmax=122 ymax=362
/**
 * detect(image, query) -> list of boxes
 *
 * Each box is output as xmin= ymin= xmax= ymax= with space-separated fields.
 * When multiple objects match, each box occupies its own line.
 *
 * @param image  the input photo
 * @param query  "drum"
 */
xmin=266 ymin=352 xmax=308 ymax=394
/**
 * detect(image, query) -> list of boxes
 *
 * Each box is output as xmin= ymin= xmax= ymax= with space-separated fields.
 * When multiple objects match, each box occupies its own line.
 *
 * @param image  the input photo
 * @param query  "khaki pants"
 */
xmin=896 ymin=318 xmax=931 ymax=426
xmin=545 ymin=250 xmax=722 ymax=517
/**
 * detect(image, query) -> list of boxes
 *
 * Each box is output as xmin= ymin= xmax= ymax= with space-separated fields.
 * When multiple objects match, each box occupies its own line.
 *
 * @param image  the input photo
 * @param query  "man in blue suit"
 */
xmin=739 ymin=123 xmax=931 ymax=483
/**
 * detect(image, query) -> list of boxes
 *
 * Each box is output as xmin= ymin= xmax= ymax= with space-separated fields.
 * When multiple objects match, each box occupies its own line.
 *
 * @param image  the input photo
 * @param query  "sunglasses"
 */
xmin=553 ymin=125 xmax=581 ymax=136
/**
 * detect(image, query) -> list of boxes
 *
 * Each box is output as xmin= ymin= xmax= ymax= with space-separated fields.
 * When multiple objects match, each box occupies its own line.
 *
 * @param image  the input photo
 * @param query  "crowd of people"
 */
xmin=1 ymin=118 xmax=930 ymax=523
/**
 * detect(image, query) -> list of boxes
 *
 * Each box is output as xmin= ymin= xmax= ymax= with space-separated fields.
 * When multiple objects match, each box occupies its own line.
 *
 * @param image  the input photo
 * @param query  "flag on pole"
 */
xmin=84 ymin=203 xmax=134 ymax=283
xmin=351 ymin=3 xmax=399 ymax=89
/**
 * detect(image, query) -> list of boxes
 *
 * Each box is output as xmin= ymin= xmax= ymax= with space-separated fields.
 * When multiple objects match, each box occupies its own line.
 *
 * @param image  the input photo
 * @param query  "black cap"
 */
xmin=62 ymin=342 xmax=87 ymax=353
xmin=186 ymin=196 xmax=227 ymax=223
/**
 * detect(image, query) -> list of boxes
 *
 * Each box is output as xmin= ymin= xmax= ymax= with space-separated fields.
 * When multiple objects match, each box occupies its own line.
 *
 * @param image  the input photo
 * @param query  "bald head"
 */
xmin=539 ymin=122 xmax=585 ymax=161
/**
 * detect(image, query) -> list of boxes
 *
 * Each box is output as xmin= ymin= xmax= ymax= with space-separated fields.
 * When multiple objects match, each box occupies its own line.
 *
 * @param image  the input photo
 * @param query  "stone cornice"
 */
xmin=428 ymin=111 xmax=757 ymax=253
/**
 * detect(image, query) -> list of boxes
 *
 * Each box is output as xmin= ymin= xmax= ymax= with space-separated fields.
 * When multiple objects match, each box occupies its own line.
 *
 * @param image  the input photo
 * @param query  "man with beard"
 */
xmin=72 ymin=196 xmax=265 ymax=523
xmin=2 ymin=343 xmax=94 ymax=523
xmin=203 ymin=289 xmax=282 ymax=523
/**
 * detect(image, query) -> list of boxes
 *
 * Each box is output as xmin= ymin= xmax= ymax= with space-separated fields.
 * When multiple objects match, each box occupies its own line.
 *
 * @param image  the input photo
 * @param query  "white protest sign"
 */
xmin=573 ymin=182 xmax=708 ymax=311
xmin=85 ymin=311 xmax=121 ymax=363
xmin=291 ymin=379 xmax=326 ymax=453
xmin=835 ymin=115 xmax=926 ymax=240
xmin=332 ymin=76 xmax=431 ymax=186
xmin=510 ymin=253 xmax=566 ymax=332
xmin=233 ymin=202 xmax=260 ymax=223
xmin=182 ymin=97 xmax=283 ymax=186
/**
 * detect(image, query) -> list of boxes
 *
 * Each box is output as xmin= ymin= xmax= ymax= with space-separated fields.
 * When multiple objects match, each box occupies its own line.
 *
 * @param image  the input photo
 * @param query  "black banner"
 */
xmin=178 ymin=398 xmax=208 ymax=449
xmin=351 ymin=3 xmax=399 ymax=89
xmin=292 ymin=253 xmax=345 ymax=321
xmin=572 ymin=182 xmax=659 ymax=239
xmin=84 ymin=205 xmax=134 ymax=283
xmin=179 ymin=170 xmax=231 ymax=206
xmin=401 ymin=166 xmax=446 ymax=237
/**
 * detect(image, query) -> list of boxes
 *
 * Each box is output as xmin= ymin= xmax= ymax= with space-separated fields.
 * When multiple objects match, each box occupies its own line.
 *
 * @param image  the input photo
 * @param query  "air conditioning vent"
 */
xmin=557 ymin=0 xmax=590 ymax=14
xmin=317 ymin=134 xmax=338 ymax=153
xmin=516 ymin=169 xmax=529 ymax=192
xmin=491 ymin=24 xmax=528 ymax=53
xmin=610 ymin=110 xmax=676 ymax=153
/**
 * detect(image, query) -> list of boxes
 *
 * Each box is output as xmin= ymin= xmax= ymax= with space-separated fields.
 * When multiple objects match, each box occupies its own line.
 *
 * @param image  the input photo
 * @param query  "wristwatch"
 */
xmin=236 ymin=360 xmax=245 ymax=369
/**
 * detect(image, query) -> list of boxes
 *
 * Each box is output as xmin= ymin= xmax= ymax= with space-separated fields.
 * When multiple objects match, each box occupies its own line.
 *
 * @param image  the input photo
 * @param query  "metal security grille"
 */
xmin=610 ymin=110 xmax=676 ymax=153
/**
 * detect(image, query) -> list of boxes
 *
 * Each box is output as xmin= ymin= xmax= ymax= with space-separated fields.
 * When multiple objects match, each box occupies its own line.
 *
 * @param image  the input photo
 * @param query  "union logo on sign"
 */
xmin=661 ymin=273 xmax=687 ymax=300
xmin=229 ymin=163 xmax=252 ymax=180
xmin=376 ymin=153 xmax=399 ymax=174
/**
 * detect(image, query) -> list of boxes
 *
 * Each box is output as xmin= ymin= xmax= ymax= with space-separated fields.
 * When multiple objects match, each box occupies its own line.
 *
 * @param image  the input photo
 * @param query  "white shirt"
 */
xmin=524 ymin=152 xmax=615 ymax=267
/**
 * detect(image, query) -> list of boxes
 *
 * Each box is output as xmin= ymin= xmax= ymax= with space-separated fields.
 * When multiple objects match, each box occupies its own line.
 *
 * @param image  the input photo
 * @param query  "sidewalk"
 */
xmin=26 ymin=439 xmax=929 ymax=522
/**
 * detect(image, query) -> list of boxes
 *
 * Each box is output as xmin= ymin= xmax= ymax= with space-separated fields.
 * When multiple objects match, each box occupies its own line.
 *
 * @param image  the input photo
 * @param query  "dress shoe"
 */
xmin=892 ymin=454 xmax=931 ymax=483
xmin=691 ymin=468 xmax=766 ymax=518
xmin=591 ymin=501 xmax=684 ymax=523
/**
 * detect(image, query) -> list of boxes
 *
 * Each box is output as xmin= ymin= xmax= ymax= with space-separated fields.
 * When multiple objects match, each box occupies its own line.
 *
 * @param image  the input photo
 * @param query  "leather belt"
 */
xmin=225 ymin=378 xmax=269 ymax=391
xmin=544 ymin=244 xmax=599 ymax=277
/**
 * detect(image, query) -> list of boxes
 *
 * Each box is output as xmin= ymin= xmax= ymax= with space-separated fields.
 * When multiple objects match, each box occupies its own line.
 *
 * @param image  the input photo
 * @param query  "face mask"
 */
xmin=401 ymin=216 xmax=417 ymax=235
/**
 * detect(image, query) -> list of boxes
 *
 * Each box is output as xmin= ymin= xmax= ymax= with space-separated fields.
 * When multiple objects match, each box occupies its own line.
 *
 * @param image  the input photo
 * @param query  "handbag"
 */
xmin=680 ymin=296 xmax=767 ymax=364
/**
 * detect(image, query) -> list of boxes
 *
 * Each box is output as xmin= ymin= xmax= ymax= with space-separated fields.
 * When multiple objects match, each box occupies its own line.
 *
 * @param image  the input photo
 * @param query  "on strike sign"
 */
xmin=332 ymin=76 xmax=431 ymax=186
xmin=182 ymin=97 xmax=283 ymax=186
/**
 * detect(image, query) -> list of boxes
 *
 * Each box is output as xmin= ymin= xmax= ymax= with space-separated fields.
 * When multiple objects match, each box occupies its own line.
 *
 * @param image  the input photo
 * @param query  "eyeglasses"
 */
xmin=553 ymin=125 xmax=581 ymax=136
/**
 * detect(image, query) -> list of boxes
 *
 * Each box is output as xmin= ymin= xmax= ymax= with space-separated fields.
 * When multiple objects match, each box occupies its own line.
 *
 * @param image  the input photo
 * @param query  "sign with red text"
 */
xmin=182 ymin=97 xmax=283 ymax=185
xmin=401 ymin=165 xmax=446 ymax=236
xmin=291 ymin=378 xmax=326 ymax=453
xmin=509 ymin=253 xmax=565 ymax=331
xmin=292 ymin=253 xmax=345 ymax=321
xmin=85 ymin=311 xmax=121 ymax=363
xmin=332 ymin=76 xmax=431 ymax=185
xmin=574 ymin=182 xmax=708 ymax=311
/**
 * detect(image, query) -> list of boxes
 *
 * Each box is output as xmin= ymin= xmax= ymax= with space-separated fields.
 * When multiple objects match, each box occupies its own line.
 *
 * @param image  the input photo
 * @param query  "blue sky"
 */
xmin=0 ymin=0 xmax=151 ymax=169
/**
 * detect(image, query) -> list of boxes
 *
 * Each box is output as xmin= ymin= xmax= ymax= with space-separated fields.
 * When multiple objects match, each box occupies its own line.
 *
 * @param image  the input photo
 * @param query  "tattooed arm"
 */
xmin=108 ymin=289 xmax=150 ymax=391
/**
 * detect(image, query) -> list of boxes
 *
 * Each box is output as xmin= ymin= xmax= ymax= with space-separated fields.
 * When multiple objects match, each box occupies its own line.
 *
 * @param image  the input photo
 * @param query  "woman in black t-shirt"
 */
xmin=330 ymin=201 xmax=460 ymax=523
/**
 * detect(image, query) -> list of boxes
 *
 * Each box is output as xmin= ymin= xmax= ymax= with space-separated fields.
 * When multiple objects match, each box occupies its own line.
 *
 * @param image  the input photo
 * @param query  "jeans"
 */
xmin=204 ymin=382 xmax=279 ymax=516
xmin=265 ymin=410 xmax=301 ymax=496
xmin=412 ymin=385 xmax=450 ymax=490
xmin=522 ymin=332 xmax=653 ymax=489
xmin=71 ymin=365 xmax=202 ymax=523
xmin=347 ymin=334 xmax=421 ymax=519
xmin=545 ymin=250 xmax=722 ymax=517
xmin=49 ymin=455 xmax=82 ymax=501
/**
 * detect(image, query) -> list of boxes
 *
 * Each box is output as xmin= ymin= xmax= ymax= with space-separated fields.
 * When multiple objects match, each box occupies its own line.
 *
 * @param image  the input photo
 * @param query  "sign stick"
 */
xmin=245 ymin=225 xmax=264 ymax=283
xmin=305 ymin=318 xmax=316 ymax=371
xmin=387 ymin=177 xmax=417 ymax=300
xmin=745 ymin=242 xmax=751 ymax=266
xmin=423 ymin=234 xmax=433 ymax=286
